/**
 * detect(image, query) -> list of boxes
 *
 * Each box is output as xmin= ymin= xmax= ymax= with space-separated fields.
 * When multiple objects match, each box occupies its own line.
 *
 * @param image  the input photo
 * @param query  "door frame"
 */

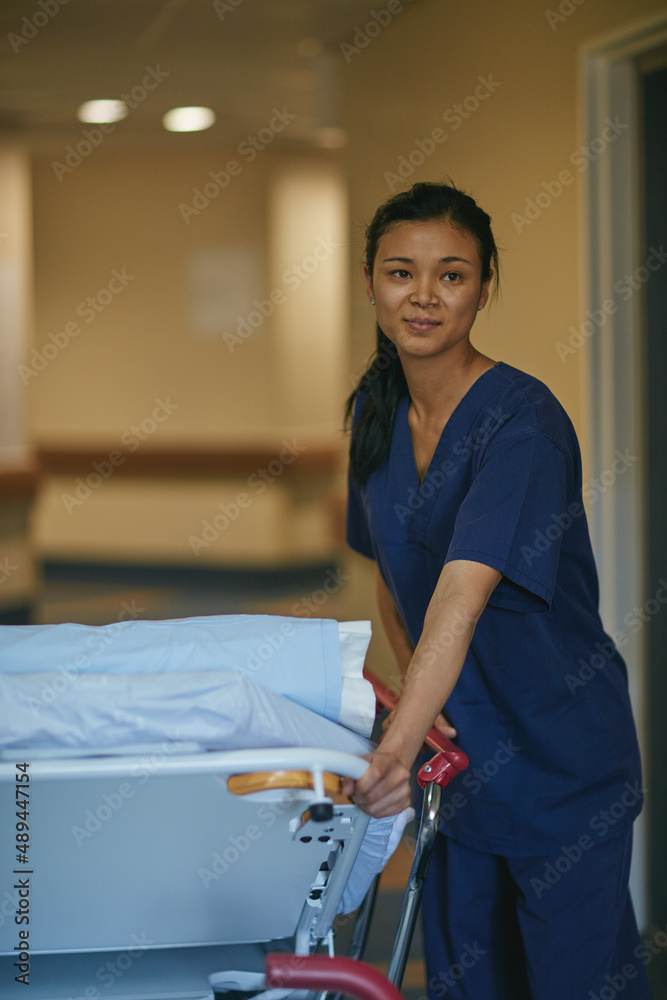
xmin=581 ymin=8 xmax=667 ymax=930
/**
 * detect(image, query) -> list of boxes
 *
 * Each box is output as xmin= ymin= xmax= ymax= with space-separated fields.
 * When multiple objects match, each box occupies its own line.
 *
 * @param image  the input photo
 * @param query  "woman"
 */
xmin=342 ymin=182 xmax=649 ymax=999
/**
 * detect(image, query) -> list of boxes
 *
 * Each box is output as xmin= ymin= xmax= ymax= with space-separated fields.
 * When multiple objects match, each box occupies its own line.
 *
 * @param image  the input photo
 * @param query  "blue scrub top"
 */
xmin=347 ymin=362 xmax=642 ymax=855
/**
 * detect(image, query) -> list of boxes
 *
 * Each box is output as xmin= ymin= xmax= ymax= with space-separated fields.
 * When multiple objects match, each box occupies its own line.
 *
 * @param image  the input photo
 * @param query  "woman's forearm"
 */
xmin=346 ymin=560 xmax=501 ymax=818
xmin=379 ymin=598 xmax=475 ymax=767
xmin=379 ymin=559 xmax=502 ymax=769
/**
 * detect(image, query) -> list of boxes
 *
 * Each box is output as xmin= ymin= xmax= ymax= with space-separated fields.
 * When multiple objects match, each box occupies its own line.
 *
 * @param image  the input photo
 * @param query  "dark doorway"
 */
xmin=642 ymin=61 xmax=667 ymax=933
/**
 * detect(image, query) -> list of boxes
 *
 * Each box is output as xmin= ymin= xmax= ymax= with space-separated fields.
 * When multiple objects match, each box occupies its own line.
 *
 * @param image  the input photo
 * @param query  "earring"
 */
xmin=371 ymin=298 xmax=375 ymax=305
xmin=478 ymin=306 xmax=483 ymax=311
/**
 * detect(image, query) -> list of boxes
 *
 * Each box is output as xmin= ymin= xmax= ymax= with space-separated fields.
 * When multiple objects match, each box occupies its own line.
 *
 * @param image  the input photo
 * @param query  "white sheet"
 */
xmin=0 ymin=614 xmax=375 ymax=736
xmin=0 ymin=669 xmax=372 ymax=756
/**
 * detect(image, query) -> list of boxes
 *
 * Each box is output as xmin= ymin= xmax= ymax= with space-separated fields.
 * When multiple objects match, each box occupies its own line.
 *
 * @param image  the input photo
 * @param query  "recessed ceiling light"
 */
xmin=77 ymin=100 xmax=128 ymax=124
xmin=162 ymin=106 xmax=216 ymax=133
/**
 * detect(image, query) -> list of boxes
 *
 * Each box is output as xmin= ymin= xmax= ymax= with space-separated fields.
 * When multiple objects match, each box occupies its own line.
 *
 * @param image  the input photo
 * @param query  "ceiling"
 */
xmin=0 ymin=0 xmax=384 ymax=151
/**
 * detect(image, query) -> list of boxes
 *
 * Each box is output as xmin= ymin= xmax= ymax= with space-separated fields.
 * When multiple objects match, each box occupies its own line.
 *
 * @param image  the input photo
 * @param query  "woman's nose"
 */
xmin=410 ymin=279 xmax=438 ymax=305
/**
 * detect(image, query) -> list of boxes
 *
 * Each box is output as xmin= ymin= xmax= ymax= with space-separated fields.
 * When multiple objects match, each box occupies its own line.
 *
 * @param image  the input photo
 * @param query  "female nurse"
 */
xmin=342 ymin=182 xmax=649 ymax=1000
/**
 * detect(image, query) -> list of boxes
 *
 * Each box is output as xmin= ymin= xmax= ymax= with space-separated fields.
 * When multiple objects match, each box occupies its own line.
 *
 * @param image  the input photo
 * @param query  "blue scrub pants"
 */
xmin=420 ymin=828 xmax=651 ymax=1000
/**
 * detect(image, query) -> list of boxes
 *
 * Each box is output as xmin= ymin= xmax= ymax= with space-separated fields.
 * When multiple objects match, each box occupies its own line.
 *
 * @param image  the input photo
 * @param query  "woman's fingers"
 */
xmin=381 ymin=708 xmax=396 ymax=733
xmin=341 ymin=754 xmax=372 ymax=799
xmin=348 ymin=750 xmax=411 ymax=818
xmin=341 ymin=776 xmax=355 ymax=797
xmin=342 ymin=714 xmax=456 ymax=816
xmin=432 ymin=712 xmax=457 ymax=740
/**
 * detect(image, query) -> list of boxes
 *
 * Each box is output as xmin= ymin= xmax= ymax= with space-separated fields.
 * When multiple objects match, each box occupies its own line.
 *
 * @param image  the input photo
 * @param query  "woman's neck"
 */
xmin=402 ymin=346 xmax=497 ymax=426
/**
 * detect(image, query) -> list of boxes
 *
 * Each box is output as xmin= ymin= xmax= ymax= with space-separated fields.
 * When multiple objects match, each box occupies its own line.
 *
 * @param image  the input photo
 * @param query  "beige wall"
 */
xmin=28 ymin=146 xmax=348 ymax=563
xmin=29 ymin=146 xmax=346 ymax=444
xmin=23 ymin=0 xmax=666 ymax=566
xmin=341 ymin=0 xmax=666 ymax=459
xmin=0 ymin=146 xmax=33 ymax=462
xmin=0 ymin=148 xmax=39 ymax=608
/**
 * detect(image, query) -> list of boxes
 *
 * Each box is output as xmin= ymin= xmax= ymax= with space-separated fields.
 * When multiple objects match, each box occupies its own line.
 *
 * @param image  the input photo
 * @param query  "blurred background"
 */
xmin=0 ymin=0 xmax=666 ymax=991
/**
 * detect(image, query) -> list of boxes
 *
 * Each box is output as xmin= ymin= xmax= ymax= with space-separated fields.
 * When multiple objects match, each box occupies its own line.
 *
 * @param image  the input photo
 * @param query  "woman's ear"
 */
xmin=478 ymin=271 xmax=493 ymax=311
xmin=363 ymin=263 xmax=374 ymax=304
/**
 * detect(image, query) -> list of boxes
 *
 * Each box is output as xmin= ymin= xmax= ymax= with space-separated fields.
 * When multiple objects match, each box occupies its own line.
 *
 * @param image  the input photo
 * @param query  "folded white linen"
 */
xmin=0 ymin=669 xmax=372 ymax=756
xmin=0 ymin=614 xmax=375 ymax=736
xmin=337 ymin=620 xmax=376 ymax=737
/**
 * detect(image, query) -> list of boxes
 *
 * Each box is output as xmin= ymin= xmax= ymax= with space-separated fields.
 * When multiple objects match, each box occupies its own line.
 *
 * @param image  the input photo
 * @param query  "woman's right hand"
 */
xmin=341 ymin=749 xmax=411 ymax=818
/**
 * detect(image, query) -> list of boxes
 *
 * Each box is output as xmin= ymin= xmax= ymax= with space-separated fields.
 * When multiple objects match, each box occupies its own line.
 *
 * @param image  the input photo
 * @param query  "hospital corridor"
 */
xmin=1 ymin=0 xmax=667 ymax=997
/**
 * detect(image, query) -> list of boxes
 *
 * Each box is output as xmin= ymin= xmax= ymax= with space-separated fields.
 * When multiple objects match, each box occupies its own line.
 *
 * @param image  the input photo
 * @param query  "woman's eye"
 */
xmin=443 ymin=271 xmax=460 ymax=282
xmin=391 ymin=269 xmax=410 ymax=278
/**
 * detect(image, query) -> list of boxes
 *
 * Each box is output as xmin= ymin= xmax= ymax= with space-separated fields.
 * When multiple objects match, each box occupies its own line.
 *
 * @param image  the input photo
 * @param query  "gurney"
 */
xmin=0 ymin=614 xmax=468 ymax=999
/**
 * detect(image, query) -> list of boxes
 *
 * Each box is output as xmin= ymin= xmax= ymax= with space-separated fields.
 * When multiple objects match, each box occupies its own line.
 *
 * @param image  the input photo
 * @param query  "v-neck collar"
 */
xmin=400 ymin=362 xmax=503 ymax=491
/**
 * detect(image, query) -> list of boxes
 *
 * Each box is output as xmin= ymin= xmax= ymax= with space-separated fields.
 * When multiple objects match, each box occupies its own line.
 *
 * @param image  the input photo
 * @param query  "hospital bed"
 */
xmin=0 ymin=614 xmax=468 ymax=999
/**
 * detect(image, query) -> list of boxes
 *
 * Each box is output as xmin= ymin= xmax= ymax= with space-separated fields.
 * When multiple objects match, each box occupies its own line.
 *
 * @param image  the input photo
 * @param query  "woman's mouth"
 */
xmin=403 ymin=316 xmax=440 ymax=333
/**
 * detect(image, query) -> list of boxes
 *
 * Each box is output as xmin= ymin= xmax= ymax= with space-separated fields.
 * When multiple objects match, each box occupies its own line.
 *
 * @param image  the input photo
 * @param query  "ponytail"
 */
xmin=345 ymin=327 xmax=406 ymax=484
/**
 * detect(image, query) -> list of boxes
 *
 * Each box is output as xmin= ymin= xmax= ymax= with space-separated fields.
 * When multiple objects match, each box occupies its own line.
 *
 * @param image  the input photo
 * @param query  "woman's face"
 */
xmin=365 ymin=219 xmax=490 ymax=363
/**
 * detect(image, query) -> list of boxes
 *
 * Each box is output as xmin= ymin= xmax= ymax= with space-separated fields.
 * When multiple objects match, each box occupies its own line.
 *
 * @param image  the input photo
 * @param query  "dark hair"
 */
xmin=345 ymin=181 xmax=500 ymax=485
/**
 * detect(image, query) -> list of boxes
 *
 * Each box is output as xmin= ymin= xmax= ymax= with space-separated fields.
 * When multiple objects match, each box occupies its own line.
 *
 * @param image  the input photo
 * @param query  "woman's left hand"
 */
xmin=383 ymin=708 xmax=457 ymax=745
xmin=431 ymin=712 xmax=457 ymax=740
xmin=341 ymin=749 xmax=411 ymax=818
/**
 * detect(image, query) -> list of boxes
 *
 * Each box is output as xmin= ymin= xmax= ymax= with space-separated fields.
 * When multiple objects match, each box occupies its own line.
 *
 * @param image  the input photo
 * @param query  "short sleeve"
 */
xmin=445 ymin=431 xmax=569 ymax=612
xmin=346 ymin=471 xmax=375 ymax=559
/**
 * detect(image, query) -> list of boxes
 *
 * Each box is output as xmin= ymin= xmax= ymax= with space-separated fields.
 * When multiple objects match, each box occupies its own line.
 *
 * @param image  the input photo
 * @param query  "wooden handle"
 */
xmin=228 ymin=769 xmax=344 ymax=797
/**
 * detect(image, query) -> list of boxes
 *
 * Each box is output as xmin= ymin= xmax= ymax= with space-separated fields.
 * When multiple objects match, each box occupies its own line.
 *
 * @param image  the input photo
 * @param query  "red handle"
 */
xmin=364 ymin=668 xmax=469 ymax=784
xmin=266 ymin=953 xmax=403 ymax=1000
